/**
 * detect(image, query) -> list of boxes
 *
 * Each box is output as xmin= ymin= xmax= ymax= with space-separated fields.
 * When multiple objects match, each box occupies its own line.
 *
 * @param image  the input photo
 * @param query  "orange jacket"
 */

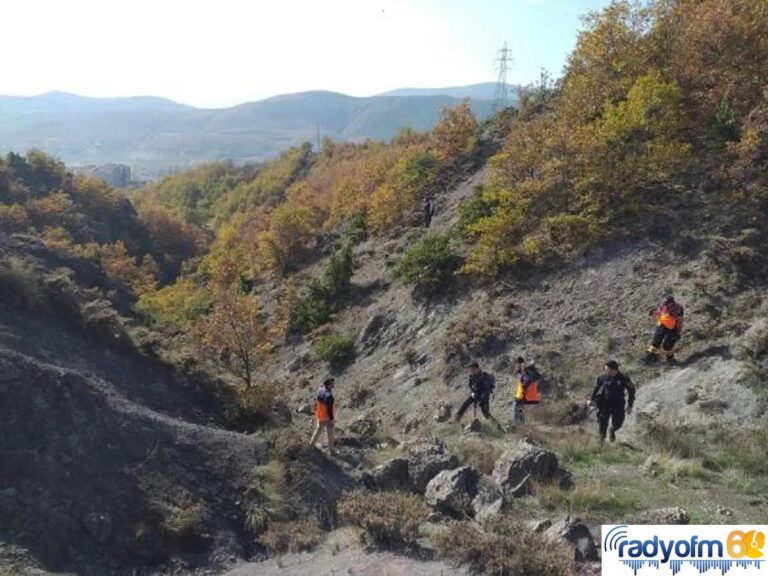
xmin=315 ymin=388 xmax=336 ymax=422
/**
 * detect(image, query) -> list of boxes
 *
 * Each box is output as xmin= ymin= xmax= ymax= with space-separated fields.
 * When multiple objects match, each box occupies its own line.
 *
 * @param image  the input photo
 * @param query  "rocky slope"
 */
xmin=2 ymin=157 xmax=768 ymax=575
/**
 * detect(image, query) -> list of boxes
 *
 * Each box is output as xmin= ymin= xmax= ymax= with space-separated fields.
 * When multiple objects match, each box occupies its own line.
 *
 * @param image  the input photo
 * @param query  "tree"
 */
xmin=138 ymin=205 xmax=208 ymax=278
xmin=432 ymin=101 xmax=479 ymax=163
xmin=194 ymin=290 xmax=271 ymax=388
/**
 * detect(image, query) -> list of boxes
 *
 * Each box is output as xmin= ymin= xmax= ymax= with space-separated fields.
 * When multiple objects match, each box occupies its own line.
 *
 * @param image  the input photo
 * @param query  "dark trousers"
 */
xmin=424 ymin=212 xmax=433 ymax=228
xmin=651 ymin=325 xmax=679 ymax=352
xmin=597 ymin=402 xmax=626 ymax=440
xmin=457 ymin=395 xmax=491 ymax=419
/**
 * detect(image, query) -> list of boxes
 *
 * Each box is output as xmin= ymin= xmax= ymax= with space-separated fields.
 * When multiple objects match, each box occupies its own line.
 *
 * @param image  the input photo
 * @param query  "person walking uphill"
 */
xmin=310 ymin=378 xmax=337 ymax=455
xmin=647 ymin=295 xmax=684 ymax=363
xmin=423 ymin=195 xmax=436 ymax=228
xmin=590 ymin=361 xmax=635 ymax=444
xmin=512 ymin=360 xmax=541 ymax=428
xmin=455 ymin=361 xmax=505 ymax=432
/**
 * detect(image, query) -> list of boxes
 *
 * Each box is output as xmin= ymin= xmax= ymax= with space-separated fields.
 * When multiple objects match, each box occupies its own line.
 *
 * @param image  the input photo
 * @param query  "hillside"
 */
xmin=1 ymin=0 xmax=767 ymax=574
xmin=0 ymin=90 xmax=494 ymax=176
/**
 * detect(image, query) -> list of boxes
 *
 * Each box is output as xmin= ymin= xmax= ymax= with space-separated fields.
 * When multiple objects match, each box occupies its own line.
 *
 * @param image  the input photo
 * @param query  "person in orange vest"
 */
xmin=512 ymin=360 xmax=540 ymax=428
xmin=646 ymin=295 xmax=684 ymax=363
xmin=309 ymin=378 xmax=336 ymax=455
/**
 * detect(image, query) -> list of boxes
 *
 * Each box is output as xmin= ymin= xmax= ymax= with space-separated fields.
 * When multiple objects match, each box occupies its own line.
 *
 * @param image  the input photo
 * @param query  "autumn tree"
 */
xmin=432 ymin=101 xmax=479 ymax=163
xmin=193 ymin=290 xmax=272 ymax=388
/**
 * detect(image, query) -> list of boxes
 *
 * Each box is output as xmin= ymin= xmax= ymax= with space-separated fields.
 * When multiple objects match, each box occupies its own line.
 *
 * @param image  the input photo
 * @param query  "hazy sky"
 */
xmin=2 ymin=0 xmax=612 ymax=108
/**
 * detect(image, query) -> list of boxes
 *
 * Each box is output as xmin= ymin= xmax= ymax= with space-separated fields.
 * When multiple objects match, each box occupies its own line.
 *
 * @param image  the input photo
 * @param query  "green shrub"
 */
xmin=394 ymin=233 xmax=461 ymax=293
xmin=291 ymin=244 xmax=355 ymax=334
xmin=292 ymin=280 xmax=333 ymax=334
xmin=260 ymin=518 xmax=324 ymax=555
xmin=434 ymin=517 xmax=574 ymax=576
xmin=321 ymin=243 xmax=354 ymax=303
xmin=338 ymin=490 xmax=429 ymax=549
xmin=314 ymin=334 xmax=355 ymax=369
xmin=457 ymin=187 xmax=494 ymax=237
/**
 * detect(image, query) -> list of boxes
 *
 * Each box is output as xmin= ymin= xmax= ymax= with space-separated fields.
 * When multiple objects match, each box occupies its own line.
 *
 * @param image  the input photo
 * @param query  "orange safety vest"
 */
xmin=657 ymin=307 xmax=679 ymax=330
xmin=315 ymin=389 xmax=336 ymax=422
xmin=515 ymin=379 xmax=540 ymax=404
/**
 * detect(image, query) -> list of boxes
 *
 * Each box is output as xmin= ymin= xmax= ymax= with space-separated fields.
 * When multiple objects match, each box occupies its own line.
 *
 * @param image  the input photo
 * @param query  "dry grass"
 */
xmin=537 ymin=480 xmax=636 ymax=517
xmin=338 ymin=489 xmax=429 ymax=549
xmin=162 ymin=497 xmax=205 ymax=536
xmin=642 ymin=454 xmax=709 ymax=483
xmin=434 ymin=517 xmax=574 ymax=576
xmin=447 ymin=437 xmax=503 ymax=475
xmin=249 ymin=458 xmax=303 ymax=521
xmin=260 ymin=518 xmax=324 ymax=555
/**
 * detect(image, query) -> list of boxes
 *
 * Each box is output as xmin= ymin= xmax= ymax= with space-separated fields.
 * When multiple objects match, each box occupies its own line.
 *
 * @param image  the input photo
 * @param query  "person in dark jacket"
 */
xmin=310 ymin=378 xmax=336 ymax=455
xmin=423 ymin=196 xmax=436 ymax=228
xmin=455 ymin=361 xmax=504 ymax=432
xmin=590 ymin=360 xmax=636 ymax=444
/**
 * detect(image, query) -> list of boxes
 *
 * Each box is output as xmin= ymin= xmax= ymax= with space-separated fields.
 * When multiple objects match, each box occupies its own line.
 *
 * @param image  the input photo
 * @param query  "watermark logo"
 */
xmin=602 ymin=525 xmax=767 ymax=575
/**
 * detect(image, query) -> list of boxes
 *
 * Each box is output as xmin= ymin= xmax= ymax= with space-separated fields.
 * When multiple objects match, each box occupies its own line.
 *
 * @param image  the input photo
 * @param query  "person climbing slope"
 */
xmin=309 ymin=377 xmax=337 ymax=455
xmin=423 ymin=195 xmax=436 ymax=228
xmin=590 ymin=360 xmax=635 ymax=444
xmin=647 ymin=295 xmax=684 ymax=363
xmin=455 ymin=361 xmax=504 ymax=432
xmin=512 ymin=360 xmax=540 ymax=428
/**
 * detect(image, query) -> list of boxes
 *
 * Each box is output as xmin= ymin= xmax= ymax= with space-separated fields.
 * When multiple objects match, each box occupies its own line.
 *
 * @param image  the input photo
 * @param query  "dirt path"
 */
xmin=225 ymin=548 xmax=469 ymax=576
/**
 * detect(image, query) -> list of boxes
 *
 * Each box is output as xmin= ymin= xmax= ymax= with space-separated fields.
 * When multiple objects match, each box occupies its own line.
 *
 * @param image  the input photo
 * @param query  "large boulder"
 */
xmin=362 ymin=458 xmax=410 ymax=492
xmin=630 ymin=507 xmax=690 ymax=525
xmin=407 ymin=441 xmax=459 ymax=494
xmin=545 ymin=517 xmax=599 ymax=562
xmin=492 ymin=439 xmax=572 ymax=497
xmin=471 ymin=476 xmax=504 ymax=522
xmin=348 ymin=416 xmax=379 ymax=437
xmin=425 ymin=466 xmax=480 ymax=516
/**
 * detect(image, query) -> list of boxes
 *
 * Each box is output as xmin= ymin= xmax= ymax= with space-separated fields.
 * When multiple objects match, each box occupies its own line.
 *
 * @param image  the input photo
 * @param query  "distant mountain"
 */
xmin=378 ymin=82 xmax=518 ymax=101
xmin=0 ymin=90 xmax=497 ymax=176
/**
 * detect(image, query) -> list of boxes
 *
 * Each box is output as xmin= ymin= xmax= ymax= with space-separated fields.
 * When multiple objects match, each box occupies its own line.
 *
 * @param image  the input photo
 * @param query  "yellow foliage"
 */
xmin=193 ymin=290 xmax=272 ymax=387
xmin=41 ymin=226 xmax=74 ymax=251
xmin=0 ymin=204 xmax=29 ymax=232
xmin=136 ymin=278 xmax=212 ymax=326
xmin=432 ymin=100 xmax=478 ymax=163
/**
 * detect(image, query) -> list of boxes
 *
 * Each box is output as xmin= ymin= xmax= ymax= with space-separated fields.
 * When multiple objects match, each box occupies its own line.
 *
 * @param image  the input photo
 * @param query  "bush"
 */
xmin=232 ymin=381 xmax=283 ymax=430
xmin=161 ymin=497 xmax=206 ymax=537
xmin=314 ymin=334 xmax=355 ymax=369
xmin=447 ymin=437 xmax=503 ymax=476
xmin=260 ymin=518 xmax=324 ymax=555
xmin=434 ymin=517 xmax=574 ymax=576
xmin=292 ymin=280 xmax=333 ymax=334
xmin=737 ymin=318 xmax=768 ymax=375
xmin=0 ymin=257 xmax=47 ymax=309
xmin=291 ymin=244 xmax=355 ymax=334
xmin=338 ymin=490 xmax=429 ymax=549
xmin=457 ymin=187 xmax=494 ymax=237
xmin=394 ymin=233 xmax=461 ymax=293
